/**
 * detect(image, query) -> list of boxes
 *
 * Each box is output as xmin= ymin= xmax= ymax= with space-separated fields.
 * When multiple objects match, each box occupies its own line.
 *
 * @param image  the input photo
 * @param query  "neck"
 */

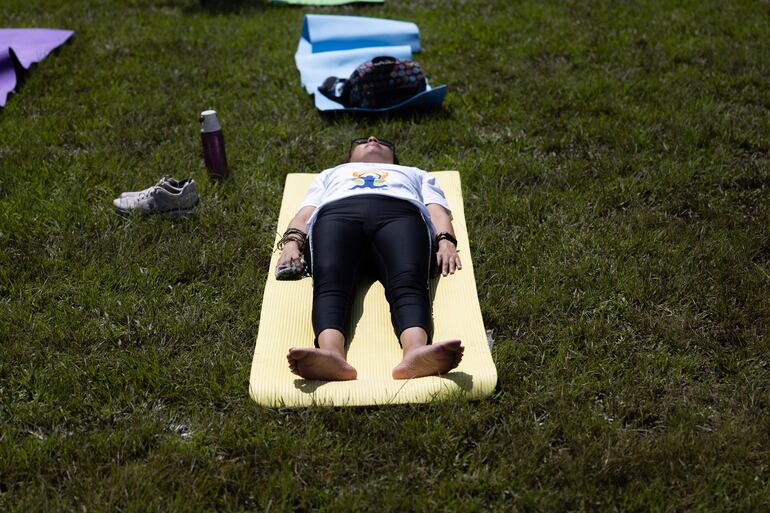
xmin=350 ymin=156 xmax=394 ymax=164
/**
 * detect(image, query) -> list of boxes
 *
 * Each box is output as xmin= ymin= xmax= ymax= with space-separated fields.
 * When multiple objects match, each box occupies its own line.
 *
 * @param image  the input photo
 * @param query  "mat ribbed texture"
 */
xmin=249 ymin=172 xmax=497 ymax=407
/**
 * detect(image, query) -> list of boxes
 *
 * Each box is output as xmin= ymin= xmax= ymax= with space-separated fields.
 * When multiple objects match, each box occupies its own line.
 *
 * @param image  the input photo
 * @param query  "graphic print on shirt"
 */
xmin=349 ymin=171 xmax=389 ymax=190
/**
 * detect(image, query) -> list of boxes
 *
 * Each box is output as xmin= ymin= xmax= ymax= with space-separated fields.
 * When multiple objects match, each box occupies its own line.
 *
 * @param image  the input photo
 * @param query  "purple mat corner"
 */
xmin=0 ymin=28 xmax=74 ymax=107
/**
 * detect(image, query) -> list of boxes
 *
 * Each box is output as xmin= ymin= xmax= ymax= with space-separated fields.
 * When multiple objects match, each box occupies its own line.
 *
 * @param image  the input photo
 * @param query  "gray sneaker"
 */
xmin=113 ymin=179 xmax=199 ymax=217
xmin=119 ymin=176 xmax=193 ymax=198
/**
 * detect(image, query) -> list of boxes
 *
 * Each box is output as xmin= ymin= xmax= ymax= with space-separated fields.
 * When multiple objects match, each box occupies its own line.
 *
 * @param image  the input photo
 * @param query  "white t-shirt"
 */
xmin=298 ymin=162 xmax=451 ymax=239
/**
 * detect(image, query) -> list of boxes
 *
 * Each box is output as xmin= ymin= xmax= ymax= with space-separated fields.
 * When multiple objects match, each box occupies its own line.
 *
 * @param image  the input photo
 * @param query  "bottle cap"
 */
xmin=200 ymin=110 xmax=222 ymax=133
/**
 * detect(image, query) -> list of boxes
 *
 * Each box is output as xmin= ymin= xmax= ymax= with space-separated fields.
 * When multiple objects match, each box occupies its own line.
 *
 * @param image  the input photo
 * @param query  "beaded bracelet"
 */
xmin=277 ymin=228 xmax=307 ymax=251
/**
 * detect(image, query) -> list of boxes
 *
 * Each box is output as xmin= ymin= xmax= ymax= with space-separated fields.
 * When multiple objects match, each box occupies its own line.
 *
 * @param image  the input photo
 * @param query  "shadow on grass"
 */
xmin=292 ymin=371 xmax=474 ymax=397
xmin=317 ymin=104 xmax=454 ymax=123
xmin=187 ymin=0 xmax=269 ymax=15
xmin=203 ymin=169 xmax=243 ymax=195
xmin=194 ymin=0 xmax=386 ymax=13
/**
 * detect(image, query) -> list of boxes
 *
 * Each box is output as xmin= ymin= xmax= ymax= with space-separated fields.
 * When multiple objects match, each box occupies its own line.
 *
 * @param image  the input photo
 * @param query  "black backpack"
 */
xmin=318 ymin=56 xmax=427 ymax=109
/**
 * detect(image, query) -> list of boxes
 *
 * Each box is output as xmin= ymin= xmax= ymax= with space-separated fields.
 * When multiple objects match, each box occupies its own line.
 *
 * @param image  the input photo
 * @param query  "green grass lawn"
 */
xmin=1 ymin=0 xmax=769 ymax=510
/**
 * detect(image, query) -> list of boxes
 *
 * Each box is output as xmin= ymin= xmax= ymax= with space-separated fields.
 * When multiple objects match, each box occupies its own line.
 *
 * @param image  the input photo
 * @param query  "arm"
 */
xmin=426 ymin=203 xmax=462 ymax=276
xmin=276 ymin=206 xmax=316 ymax=273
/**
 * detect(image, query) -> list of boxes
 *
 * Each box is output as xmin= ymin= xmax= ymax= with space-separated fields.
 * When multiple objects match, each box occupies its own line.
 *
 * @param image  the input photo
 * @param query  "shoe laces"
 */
xmin=138 ymin=187 xmax=158 ymax=201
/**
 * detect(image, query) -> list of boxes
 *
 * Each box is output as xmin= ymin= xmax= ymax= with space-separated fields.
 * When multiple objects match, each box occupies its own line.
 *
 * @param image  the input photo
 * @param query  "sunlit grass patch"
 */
xmin=1 ymin=0 xmax=769 ymax=511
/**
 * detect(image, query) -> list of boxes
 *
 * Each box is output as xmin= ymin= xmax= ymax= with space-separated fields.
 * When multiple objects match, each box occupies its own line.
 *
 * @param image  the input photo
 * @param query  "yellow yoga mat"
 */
xmin=249 ymin=171 xmax=497 ymax=407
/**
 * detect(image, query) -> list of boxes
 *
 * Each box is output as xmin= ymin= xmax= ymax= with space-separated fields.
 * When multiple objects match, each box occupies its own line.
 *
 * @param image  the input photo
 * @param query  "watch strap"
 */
xmin=436 ymin=232 xmax=457 ymax=247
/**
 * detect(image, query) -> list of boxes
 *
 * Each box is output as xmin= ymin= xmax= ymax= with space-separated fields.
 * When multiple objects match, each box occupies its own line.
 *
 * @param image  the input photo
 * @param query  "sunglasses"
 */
xmin=351 ymin=138 xmax=396 ymax=151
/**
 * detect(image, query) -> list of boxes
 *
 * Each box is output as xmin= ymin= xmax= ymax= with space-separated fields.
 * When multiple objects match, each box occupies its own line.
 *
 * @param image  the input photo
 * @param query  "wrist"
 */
xmin=277 ymin=228 xmax=307 ymax=251
xmin=435 ymin=232 xmax=457 ymax=247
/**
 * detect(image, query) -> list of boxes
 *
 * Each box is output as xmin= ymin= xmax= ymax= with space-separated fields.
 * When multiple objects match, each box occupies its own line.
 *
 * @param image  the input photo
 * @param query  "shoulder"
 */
xmin=319 ymin=163 xmax=344 ymax=174
xmin=316 ymin=163 xmax=353 ymax=180
xmin=391 ymin=163 xmax=424 ymax=172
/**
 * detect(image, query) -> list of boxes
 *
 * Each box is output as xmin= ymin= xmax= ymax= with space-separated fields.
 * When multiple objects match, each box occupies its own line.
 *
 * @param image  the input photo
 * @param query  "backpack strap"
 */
xmin=370 ymin=56 xmax=397 ymax=65
xmin=317 ymin=76 xmax=347 ymax=104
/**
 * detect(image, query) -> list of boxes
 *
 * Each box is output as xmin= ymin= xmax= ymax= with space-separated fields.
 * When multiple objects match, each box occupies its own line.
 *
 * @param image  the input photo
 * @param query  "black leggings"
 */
xmin=310 ymin=195 xmax=432 ymax=346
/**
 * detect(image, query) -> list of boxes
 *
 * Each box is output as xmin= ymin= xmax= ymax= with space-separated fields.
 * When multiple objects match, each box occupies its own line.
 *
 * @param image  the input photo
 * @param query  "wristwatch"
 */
xmin=436 ymin=232 xmax=457 ymax=247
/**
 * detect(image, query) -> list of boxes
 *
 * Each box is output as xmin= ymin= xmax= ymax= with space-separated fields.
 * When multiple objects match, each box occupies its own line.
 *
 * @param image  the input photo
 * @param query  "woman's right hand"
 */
xmin=276 ymin=241 xmax=304 ymax=274
xmin=275 ymin=206 xmax=315 ymax=278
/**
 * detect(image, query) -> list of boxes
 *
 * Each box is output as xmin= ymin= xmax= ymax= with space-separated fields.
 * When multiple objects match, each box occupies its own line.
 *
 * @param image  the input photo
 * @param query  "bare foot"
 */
xmin=287 ymin=347 xmax=357 ymax=381
xmin=392 ymin=339 xmax=464 ymax=379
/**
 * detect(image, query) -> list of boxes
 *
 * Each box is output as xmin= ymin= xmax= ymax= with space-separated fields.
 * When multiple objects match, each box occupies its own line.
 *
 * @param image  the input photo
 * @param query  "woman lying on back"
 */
xmin=276 ymin=136 xmax=463 ymax=381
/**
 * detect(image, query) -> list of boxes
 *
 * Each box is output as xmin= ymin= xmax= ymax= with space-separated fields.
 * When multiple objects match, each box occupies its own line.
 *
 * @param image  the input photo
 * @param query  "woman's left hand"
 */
xmin=436 ymin=240 xmax=462 ymax=276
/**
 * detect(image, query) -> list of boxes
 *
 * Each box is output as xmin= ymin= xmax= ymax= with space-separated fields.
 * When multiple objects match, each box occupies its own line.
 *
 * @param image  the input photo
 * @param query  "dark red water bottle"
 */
xmin=200 ymin=109 xmax=229 ymax=179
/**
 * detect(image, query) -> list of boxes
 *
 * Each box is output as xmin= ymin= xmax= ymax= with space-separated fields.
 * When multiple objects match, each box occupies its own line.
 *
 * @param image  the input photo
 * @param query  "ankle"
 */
xmin=316 ymin=329 xmax=346 ymax=357
xmin=401 ymin=341 xmax=426 ymax=358
xmin=317 ymin=341 xmax=347 ymax=358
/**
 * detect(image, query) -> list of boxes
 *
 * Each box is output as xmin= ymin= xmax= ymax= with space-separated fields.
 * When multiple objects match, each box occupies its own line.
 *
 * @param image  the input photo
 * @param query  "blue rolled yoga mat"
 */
xmin=294 ymin=14 xmax=446 ymax=112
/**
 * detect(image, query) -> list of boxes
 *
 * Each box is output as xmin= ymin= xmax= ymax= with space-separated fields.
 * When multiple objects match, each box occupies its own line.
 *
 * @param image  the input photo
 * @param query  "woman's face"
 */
xmin=348 ymin=136 xmax=396 ymax=164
